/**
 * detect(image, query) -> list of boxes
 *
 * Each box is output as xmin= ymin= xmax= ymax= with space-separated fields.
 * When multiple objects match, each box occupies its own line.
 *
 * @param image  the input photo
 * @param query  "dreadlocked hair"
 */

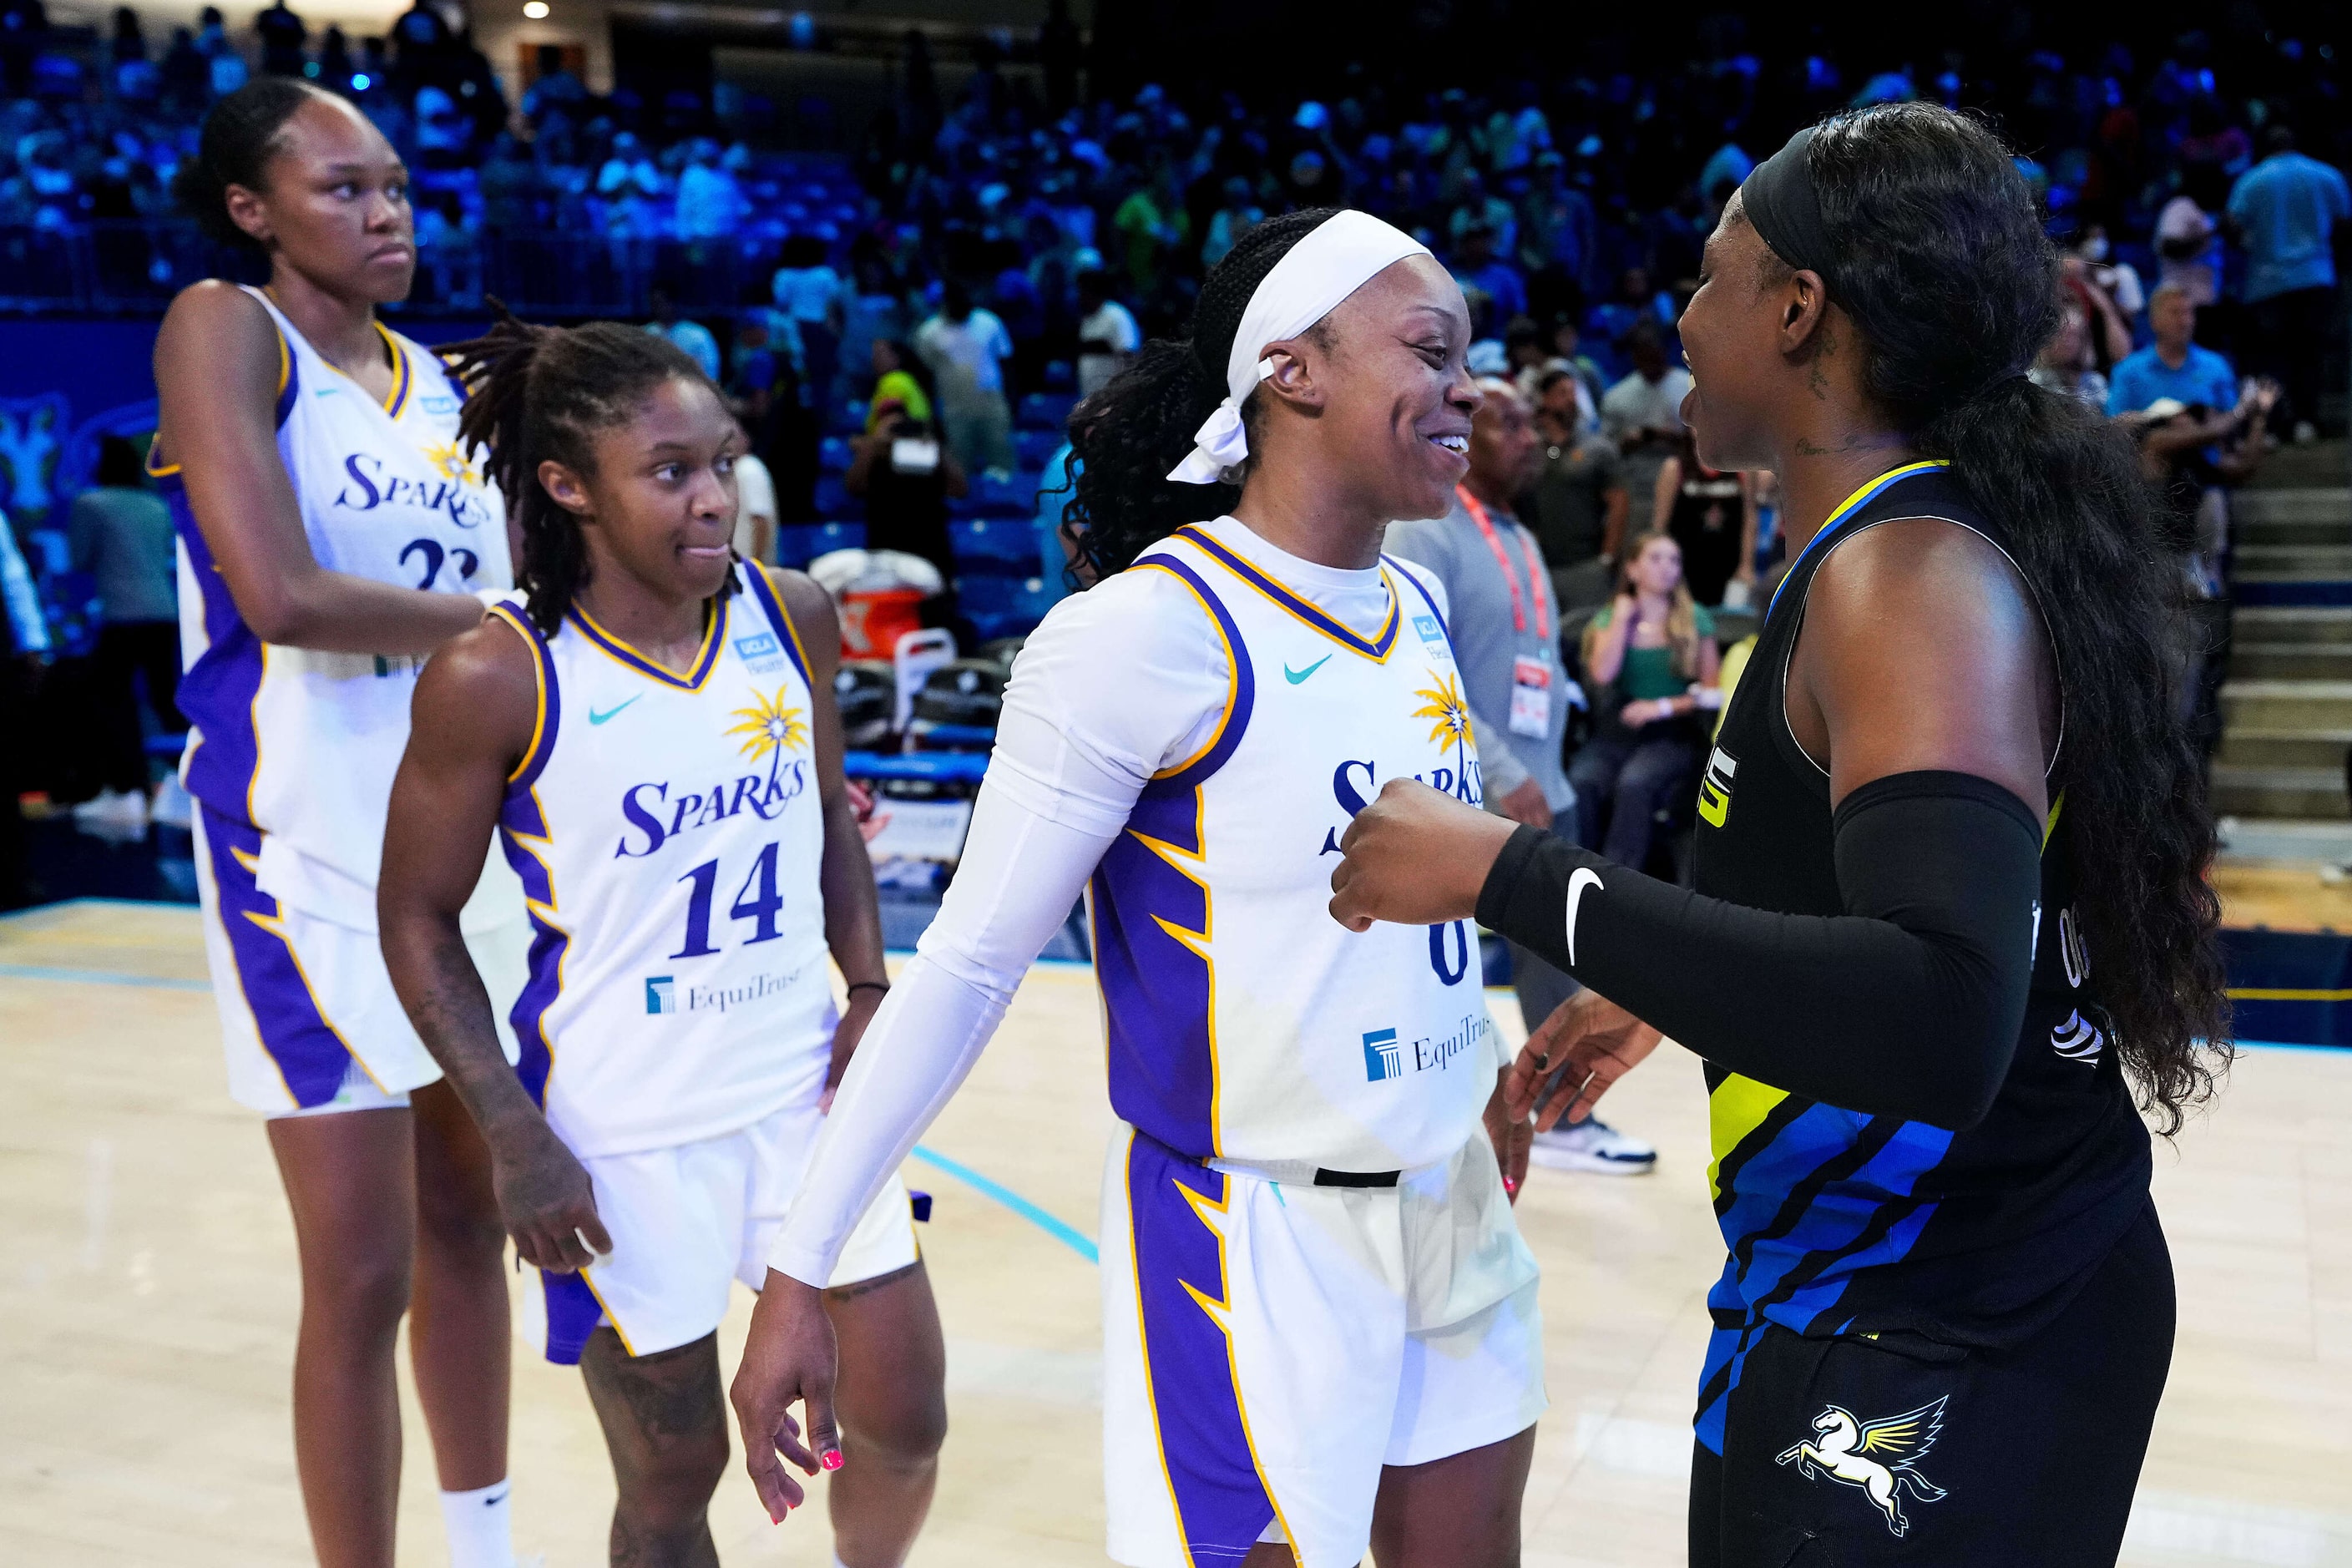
xmin=1757 ymin=102 xmax=2229 ymax=1134
xmin=1065 ymin=208 xmax=1339 ymax=579
xmin=443 ymin=308 xmax=722 ymax=634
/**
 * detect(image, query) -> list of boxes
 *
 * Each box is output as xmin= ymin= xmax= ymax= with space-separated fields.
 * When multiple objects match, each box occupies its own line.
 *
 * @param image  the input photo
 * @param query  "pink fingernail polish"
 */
xmin=822 ymin=1450 xmax=843 ymax=1471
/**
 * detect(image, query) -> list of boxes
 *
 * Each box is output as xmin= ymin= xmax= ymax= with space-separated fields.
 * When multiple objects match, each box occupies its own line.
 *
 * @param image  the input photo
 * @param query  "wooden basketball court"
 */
xmin=3 ymin=897 xmax=2347 ymax=1566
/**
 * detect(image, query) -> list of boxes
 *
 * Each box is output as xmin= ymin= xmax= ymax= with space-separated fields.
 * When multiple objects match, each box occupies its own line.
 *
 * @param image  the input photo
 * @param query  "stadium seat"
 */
xmin=776 ymin=520 xmax=865 ymax=568
xmin=957 ymin=574 xmax=1057 ymax=642
xmin=970 ymin=469 xmax=1040 ymax=518
xmin=949 ymin=517 xmax=1039 ymax=571
xmin=818 ymin=436 xmax=854 ymax=474
xmin=812 ymin=476 xmax=856 ymax=518
xmin=1016 ymin=391 xmax=1077 ymax=432
xmin=1014 ymin=428 xmax=1065 ymax=471
xmin=827 ymin=399 xmax=870 ymax=436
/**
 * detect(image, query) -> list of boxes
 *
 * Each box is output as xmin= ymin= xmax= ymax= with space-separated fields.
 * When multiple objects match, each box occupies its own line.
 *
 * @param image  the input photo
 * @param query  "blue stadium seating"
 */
xmin=812 ymin=476 xmax=856 ymax=518
xmin=949 ymin=517 xmax=1040 ymax=570
xmin=956 ymin=574 xmax=1057 ymax=642
xmin=1014 ymin=428 xmax=1065 ymax=471
xmin=1016 ymin=391 xmax=1077 ymax=432
xmin=818 ymin=436 xmax=854 ymax=474
xmin=776 ymin=520 xmax=865 ymax=568
xmin=827 ymin=399 xmax=870 ymax=436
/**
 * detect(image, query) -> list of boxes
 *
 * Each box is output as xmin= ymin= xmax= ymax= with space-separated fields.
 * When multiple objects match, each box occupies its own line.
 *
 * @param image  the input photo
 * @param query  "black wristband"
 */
xmin=846 ymin=981 xmax=890 ymax=999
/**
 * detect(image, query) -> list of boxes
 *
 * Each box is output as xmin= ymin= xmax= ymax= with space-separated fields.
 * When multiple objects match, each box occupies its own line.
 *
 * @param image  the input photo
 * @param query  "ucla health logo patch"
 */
xmin=732 ymin=630 xmax=787 ymax=673
xmin=1412 ymin=614 xmax=1446 ymax=648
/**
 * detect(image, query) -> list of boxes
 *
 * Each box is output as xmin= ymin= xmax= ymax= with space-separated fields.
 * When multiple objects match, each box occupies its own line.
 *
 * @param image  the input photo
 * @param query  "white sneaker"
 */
xmin=150 ymin=776 xmax=194 ymax=830
xmin=73 ymin=788 xmax=149 ymax=837
xmin=1528 ymin=1116 xmax=1657 ymax=1175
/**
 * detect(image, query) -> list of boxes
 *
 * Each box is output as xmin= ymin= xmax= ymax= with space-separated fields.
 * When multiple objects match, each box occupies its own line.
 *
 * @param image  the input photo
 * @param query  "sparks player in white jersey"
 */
xmin=734 ymin=210 xmax=1545 ymax=1567
xmin=154 ymin=79 xmax=525 ymax=1568
xmin=378 ymin=316 xmax=946 ymax=1568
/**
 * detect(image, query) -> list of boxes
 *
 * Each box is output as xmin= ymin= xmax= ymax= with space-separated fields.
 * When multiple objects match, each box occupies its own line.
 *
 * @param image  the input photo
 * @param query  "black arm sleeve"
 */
xmin=1476 ymin=770 xmax=2042 ymax=1130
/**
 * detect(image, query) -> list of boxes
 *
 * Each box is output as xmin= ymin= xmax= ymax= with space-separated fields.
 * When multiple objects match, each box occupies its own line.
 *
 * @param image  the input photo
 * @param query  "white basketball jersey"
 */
xmin=491 ymin=565 xmax=838 ymax=1158
xmin=159 ymin=285 xmax=513 ymax=926
xmin=1090 ymin=522 xmax=1496 ymax=1173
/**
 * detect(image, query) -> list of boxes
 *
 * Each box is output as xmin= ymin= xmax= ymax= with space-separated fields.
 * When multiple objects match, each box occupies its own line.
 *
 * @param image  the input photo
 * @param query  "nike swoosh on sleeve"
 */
xmin=1564 ymin=867 xmax=1603 ymax=965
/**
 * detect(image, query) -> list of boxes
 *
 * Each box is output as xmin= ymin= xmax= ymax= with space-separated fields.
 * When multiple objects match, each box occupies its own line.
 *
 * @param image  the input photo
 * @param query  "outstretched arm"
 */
xmin=1333 ymin=520 xmax=2056 ymax=1131
xmin=378 ymin=613 xmax=609 ymax=1270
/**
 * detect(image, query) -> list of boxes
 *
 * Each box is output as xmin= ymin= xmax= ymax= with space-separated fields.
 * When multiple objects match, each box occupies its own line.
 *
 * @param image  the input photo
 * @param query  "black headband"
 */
xmin=1738 ymin=125 xmax=1837 ymax=289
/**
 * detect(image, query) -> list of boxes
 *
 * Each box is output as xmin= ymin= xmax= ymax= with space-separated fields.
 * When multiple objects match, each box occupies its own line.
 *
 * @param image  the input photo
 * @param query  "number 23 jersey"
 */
xmin=159 ymin=285 xmax=512 ymax=923
xmin=489 ymin=566 xmax=837 ymax=1158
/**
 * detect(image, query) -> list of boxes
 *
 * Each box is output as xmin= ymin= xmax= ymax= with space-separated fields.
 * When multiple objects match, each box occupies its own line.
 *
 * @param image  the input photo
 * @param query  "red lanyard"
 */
xmin=1456 ymin=485 xmax=1550 ymax=637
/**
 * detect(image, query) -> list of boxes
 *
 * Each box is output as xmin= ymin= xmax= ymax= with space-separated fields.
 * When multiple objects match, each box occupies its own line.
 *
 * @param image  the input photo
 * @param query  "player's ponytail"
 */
xmin=1065 ymin=208 xmax=1338 ymax=578
xmin=1784 ymin=103 xmax=2229 ymax=1132
xmin=175 ymin=77 xmax=334 ymax=251
xmin=445 ymin=306 xmax=713 ymax=634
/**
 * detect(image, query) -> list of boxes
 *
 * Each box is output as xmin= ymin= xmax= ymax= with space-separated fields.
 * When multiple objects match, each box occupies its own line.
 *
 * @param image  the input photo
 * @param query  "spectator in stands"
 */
xmin=2228 ymin=124 xmax=2349 ymax=443
xmin=196 ymin=5 xmax=246 ymax=98
xmin=1199 ymin=175 xmax=1262 ymax=271
xmin=674 ymin=138 xmax=745 ymax=242
xmin=771 ymin=234 xmax=843 ymax=402
xmin=2030 ymin=306 xmax=2111 ymax=412
xmin=1449 ymin=220 xmax=1528 ymax=342
xmin=1073 ymin=267 xmax=1138 ymax=398
xmin=1112 ymin=156 xmax=1189 ymax=301
xmin=68 ymin=437 xmax=180 ymax=833
xmin=866 ymin=338 xmax=933 ymax=432
xmin=1651 ymin=425 xmax=1756 ymax=609
xmin=2107 ymin=282 xmax=2240 ymax=423
xmin=523 ymin=43 xmax=586 ymax=128
xmin=731 ymin=418 xmax=777 ymax=566
xmin=1571 ymin=529 xmax=1719 ymax=876
xmin=1529 ymin=368 xmax=1627 ymax=604
xmin=0 ymin=503 xmax=47 ymax=907
xmin=914 ymin=277 xmax=1016 ymax=474
xmin=847 ymin=380 xmax=964 ymax=588
xmin=255 ymin=0 xmax=305 ymax=78
xmin=2069 ymin=221 xmax=2145 ymax=332
xmin=645 ymin=284 xmax=721 ymax=381
xmin=1600 ymin=321 xmax=1691 ymax=520
xmin=2154 ymin=163 xmax=2228 ymax=332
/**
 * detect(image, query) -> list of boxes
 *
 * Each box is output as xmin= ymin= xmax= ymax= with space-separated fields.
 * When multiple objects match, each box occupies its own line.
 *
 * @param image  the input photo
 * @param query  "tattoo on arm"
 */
xmin=403 ymin=919 xmax=541 ymax=1139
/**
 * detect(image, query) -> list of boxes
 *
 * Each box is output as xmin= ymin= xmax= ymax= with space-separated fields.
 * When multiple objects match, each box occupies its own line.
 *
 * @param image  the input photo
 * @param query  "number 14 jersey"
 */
xmin=488 ymin=565 xmax=837 ymax=1158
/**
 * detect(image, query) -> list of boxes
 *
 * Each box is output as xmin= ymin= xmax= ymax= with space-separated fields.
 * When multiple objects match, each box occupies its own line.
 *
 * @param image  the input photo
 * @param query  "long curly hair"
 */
xmin=1769 ymin=103 xmax=2229 ymax=1132
xmin=1064 ymin=208 xmax=1338 ymax=579
xmin=442 ymin=309 xmax=724 ymax=633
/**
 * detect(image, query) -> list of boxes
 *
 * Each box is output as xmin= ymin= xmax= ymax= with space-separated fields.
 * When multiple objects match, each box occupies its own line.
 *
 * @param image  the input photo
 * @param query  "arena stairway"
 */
xmin=2216 ymin=455 xmax=2352 ymax=820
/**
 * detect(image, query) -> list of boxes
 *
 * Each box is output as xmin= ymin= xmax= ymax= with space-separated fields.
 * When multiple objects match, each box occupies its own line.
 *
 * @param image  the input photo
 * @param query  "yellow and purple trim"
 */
xmin=568 ymin=595 xmax=729 ymax=691
xmin=1123 ymin=1129 xmax=1295 ymax=1555
xmin=741 ymin=563 xmax=816 ymax=685
xmin=1174 ymin=524 xmax=1399 ymax=661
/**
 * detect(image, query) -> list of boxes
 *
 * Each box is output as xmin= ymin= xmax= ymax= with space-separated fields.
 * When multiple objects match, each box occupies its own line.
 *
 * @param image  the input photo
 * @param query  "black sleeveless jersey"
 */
xmin=1691 ymin=461 xmax=2152 ymax=1353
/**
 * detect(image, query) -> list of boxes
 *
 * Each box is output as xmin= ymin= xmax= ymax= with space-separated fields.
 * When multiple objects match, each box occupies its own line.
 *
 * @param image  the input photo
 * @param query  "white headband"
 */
xmin=1166 ymin=210 xmax=1432 ymax=484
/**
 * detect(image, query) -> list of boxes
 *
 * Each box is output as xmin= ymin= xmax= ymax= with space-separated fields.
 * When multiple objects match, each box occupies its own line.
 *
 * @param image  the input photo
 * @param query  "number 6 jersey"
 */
xmin=488 ymin=565 xmax=837 ymax=1157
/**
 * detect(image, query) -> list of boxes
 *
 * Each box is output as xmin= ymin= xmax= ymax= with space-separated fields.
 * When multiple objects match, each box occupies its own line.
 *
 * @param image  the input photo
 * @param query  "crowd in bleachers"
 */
xmin=2 ymin=1 xmax=2348 ymax=894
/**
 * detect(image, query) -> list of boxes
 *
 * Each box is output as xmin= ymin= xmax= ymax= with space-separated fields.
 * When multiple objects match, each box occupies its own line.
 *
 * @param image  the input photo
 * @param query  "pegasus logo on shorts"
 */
xmin=1697 ymin=745 xmax=1737 ymax=829
xmin=1774 ymin=1398 xmax=1950 ymax=1536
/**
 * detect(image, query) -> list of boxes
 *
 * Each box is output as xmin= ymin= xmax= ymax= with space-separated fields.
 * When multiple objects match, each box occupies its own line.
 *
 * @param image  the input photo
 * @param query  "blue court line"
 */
xmin=908 ymin=1144 xmax=1100 ymax=1264
xmin=0 ymin=962 xmax=212 ymax=991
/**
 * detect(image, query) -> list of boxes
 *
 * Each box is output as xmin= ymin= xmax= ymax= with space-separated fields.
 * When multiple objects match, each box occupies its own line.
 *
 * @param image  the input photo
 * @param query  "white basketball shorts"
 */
xmin=193 ymin=803 xmax=528 ymax=1115
xmin=1101 ymin=1123 xmax=1547 ymax=1568
xmin=539 ymin=1096 xmax=922 ymax=1363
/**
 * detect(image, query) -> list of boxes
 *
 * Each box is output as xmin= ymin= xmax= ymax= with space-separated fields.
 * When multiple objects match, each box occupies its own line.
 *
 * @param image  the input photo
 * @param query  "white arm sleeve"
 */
xmin=767 ymin=569 xmax=1232 ymax=1287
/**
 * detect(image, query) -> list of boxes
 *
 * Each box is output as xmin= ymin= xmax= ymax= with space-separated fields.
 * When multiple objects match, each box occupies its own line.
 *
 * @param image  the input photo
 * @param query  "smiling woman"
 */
xmin=726 ymin=208 xmax=1552 ymax=1568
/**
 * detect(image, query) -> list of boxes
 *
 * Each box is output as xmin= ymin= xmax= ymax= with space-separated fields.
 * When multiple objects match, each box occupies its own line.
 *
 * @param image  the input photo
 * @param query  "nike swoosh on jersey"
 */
xmin=589 ymin=696 xmax=642 ymax=725
xmin=1565 ymin=867 xmax=1603 ymax=965
xmin=1284 ymin=655 xmax=1334 ymax=685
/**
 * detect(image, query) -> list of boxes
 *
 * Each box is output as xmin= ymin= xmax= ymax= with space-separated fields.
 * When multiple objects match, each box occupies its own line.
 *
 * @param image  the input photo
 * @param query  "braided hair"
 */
xmin=1065 ymin=208 xmax=1338 ymax=579
xmin=443 ymin=310 xmax=725 ymax=634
